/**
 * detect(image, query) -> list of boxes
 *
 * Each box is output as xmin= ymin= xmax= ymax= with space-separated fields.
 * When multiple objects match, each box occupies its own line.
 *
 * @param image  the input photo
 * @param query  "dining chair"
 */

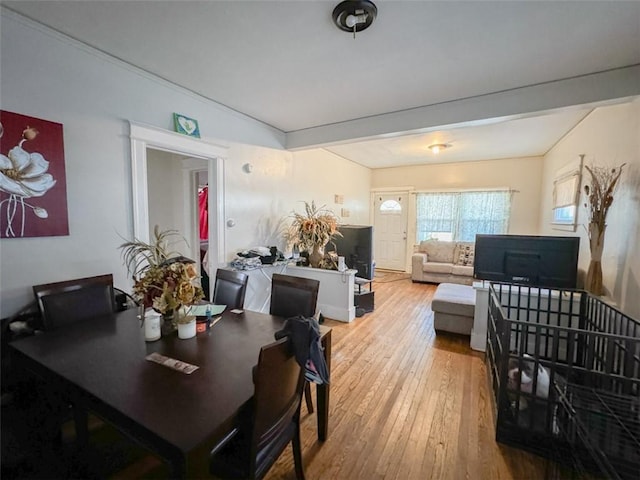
xmin=212 ymin=268 xmax=249 ymax=309
xmin=270 ymin=273 xmax=319 ymax=414
xmin=30 ymin=274 xmax=116 ymax=450
xmin=209 ymin=337 xmax=306 ymax=480
xmin=33 ymin=274 xmax=116 ymax=331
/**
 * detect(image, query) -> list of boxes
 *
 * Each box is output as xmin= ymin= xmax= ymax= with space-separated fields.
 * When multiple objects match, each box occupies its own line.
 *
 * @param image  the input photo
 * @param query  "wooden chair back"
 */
xmin=33 ymin=274 xmax=115 ymax=330
xmin=212 ymin=268 xmax=249 ymax=310
xmin=269 ymin=274 xmax=319 ymax=319
xmin=251 ymin=337 xmax=306 ymax=479
xmin=209 ymin=337 xmax=306 ymax=480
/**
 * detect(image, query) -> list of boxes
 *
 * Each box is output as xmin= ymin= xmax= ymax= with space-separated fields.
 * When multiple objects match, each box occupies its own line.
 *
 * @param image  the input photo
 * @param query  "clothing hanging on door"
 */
xmin=198 ymin=185 xmax=208 ymax=240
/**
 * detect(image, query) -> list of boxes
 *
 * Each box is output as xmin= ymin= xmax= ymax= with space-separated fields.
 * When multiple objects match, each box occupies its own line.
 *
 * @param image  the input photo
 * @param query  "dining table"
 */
xmin=9 ymin=307 xmax=332 ymax=478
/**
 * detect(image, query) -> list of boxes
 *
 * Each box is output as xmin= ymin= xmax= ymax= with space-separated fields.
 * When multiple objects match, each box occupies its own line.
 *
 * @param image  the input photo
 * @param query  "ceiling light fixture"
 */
xmin=428 ymin=143 xmax=450 ymax=154
xmin=332 ymin=1 xmax=377 ymax=39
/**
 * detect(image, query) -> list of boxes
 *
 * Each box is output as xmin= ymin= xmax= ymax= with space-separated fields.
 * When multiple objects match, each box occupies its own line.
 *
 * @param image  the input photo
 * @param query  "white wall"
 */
xmin=538 ymin=100 xmax=640 ymax=317
xmin=0 ymin=12 xmax=371 ymax=317
xmin=371 ymin=156 xmax=544 ymax=248
xmin=147 ymin=150 xmax=185 ymax=239
xmin=220 ymin=145 xmax=371 ymax=261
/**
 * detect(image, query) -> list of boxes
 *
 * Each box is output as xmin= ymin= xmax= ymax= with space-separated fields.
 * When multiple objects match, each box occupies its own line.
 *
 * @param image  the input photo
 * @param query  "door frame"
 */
xmin=370 ymin=187 xmax=414 ymax=272
xmin=129 ymin=122 xmax=228 ymax=271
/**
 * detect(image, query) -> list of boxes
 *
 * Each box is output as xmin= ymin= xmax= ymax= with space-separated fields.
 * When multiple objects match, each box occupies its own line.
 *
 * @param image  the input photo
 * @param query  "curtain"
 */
xmin=553 ymin=174 xmax=579 ymax=208
xmin=458 ymin=191 xmax=511 ymax=241
xmin=416 ymin=193 xmax=456 ymax=239
xmin=198 ymin=186 xmax=208 ymax=240
xmin=416 ymin=190 xmax=511 ymax=242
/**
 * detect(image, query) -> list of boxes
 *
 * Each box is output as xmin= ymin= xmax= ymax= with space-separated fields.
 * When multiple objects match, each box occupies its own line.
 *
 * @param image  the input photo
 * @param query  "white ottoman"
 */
xmin=432 ymin=283 xmax=476 ymax=335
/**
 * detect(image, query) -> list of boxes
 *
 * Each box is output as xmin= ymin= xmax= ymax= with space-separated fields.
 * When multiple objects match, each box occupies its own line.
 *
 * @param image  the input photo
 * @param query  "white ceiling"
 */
xmin=4 ymin=1 xmax=640 ymax=168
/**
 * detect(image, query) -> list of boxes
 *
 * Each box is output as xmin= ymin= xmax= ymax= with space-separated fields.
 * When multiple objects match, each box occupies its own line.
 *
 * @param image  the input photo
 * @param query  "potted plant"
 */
xmin=119 ymin=226 xmax=204 ymax=336
xmin=288 ymin=201 xmax=342 ymax=268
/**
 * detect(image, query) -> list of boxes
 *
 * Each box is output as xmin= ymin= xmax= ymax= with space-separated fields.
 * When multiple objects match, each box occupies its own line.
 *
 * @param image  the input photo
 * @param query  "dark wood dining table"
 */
xmin=9 ymin=308 xmax=332 ymax=478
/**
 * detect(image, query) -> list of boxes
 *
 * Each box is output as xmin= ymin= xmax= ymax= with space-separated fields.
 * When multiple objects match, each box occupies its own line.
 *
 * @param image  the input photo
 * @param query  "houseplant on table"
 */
xmin=288 ymin=201 xmax=341 ymax=268
xmin=583 ymin=162 xmax=625 ymax=296
xmin=119 ymin=226 xmax=204 ymax=336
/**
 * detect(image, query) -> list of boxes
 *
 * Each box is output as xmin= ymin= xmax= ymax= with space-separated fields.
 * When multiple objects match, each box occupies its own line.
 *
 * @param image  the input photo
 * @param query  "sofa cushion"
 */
xmin=419 ymin=240 xmax=455 ymax=263
xmin=454 ymin=242 xmax=475 ymax=266
xmin=422 ymin=262 xmax=453 ymax=274
xmin=452 ymin=264 xmax=474 ymax=277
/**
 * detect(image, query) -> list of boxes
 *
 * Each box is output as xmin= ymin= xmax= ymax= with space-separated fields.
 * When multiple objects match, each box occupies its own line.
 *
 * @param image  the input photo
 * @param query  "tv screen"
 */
xmin=473 ymin=234 xmax=580 ymax=288
xmin=325 ymin=225 xmax=374 ymax=280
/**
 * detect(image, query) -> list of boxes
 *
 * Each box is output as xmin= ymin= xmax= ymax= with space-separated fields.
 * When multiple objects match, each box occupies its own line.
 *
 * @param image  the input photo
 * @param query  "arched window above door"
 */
xmin=379 ymin=199 xmax=402 ymax=215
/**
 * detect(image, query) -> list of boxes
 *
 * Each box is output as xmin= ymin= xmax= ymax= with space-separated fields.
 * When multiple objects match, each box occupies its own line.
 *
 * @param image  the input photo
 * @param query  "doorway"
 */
xmin=373 ymin=192 xmax=408 ymax=271
xmin=129 ymin=122 xmax=227 ymax=279
xmin=146 ymin=150 xmax=208 ymax=264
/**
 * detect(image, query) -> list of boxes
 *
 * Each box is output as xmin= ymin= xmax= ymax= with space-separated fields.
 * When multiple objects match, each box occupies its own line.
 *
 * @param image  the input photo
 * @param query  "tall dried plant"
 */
xmin=583 ymin=163 xmax=626 ymax=238
xmin=583 ymin=162 xmax=625 ymax=295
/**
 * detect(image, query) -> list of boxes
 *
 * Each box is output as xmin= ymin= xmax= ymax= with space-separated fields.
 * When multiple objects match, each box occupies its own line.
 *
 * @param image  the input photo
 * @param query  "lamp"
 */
xmin=428 ymin=143 xmax=450 ymax=154
xmin=333 ymin=1 xmax=377 ymax=37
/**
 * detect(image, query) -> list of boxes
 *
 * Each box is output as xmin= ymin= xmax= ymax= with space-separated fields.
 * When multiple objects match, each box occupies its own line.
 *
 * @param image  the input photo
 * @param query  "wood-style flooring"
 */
xmin=266 ymin=277 xmax=552 ymax=480
xmin=2 ymin=277 xmax=557 ymax=479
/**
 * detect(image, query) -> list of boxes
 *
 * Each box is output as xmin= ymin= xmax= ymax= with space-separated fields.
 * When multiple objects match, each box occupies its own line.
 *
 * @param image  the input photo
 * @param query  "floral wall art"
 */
xmin=0 ymin=111 xmax=69 ymax=238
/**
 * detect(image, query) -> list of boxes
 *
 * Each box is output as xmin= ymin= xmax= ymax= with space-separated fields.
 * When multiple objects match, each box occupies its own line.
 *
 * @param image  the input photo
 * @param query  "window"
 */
xmin=416 ymin=190 xmax=511 ymax=242
xmin=550 ymin=156 xmax=583 ymax=231
xmin=552 ymin=168 xmax=581 ymax=229
xmin=379 ymin=199 xmax=402 ymax=214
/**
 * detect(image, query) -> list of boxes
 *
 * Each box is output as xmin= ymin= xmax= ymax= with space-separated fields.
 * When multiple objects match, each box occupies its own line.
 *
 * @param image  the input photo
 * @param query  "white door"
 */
xmin=374 ymin=193 xmax=408 ymax=271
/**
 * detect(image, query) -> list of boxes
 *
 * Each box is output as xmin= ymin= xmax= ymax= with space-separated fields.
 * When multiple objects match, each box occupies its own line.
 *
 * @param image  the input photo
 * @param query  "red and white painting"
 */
xmin=0 ymin=111 xmax=69 ymax=238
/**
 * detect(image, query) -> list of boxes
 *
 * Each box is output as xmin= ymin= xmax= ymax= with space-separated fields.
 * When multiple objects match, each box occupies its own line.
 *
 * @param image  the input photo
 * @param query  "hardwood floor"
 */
xmin=266 ymin=278 xmax=552 ymax=480
xmin=1 ymin=278 xmax=556 ymax=479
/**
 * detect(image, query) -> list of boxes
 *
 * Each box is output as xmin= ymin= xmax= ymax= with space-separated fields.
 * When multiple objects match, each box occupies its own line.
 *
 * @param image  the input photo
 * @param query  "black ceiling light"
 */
xmin=332 ymin=0 xmax=377 ymax=38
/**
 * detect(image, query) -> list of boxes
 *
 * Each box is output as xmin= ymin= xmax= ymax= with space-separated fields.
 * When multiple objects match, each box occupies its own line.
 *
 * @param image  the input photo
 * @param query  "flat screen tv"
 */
xmin=473 ymin=234 xmax=580 ymax=288
xmin=325 ymin=225 xmax=374 ymax=280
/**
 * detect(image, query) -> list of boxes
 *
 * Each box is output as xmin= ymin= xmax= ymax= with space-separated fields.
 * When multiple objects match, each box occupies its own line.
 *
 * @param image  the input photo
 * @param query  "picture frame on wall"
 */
xmin=0 ymin=110 xmax=70 ymax=238
xmin=173 ymin=113 xmax=200 ymax=138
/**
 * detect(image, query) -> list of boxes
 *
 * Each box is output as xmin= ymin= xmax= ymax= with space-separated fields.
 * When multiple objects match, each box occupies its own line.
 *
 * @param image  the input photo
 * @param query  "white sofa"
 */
xmin=411 ymin=240 xmax=475 ymax=285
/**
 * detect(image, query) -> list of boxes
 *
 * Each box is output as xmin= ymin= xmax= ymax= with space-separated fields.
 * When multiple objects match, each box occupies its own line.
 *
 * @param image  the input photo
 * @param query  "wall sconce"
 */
xmin=242 ymin=163 xmax=253 ymax=173
xmin=428 ymin=143 xmax=451 ymax=154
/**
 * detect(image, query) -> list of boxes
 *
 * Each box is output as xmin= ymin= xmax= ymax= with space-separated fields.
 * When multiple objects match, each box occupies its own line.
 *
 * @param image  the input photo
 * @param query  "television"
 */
xmin=473 ymin=234 xmax=580 ymax=288
xmin=325 ymin=225 xmax=374 ymax=280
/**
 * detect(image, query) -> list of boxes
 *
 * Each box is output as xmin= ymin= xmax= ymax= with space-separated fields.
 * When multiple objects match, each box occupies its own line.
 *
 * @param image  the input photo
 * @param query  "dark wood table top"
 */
xmin=10 ymin=308 xmax=331 ymax=477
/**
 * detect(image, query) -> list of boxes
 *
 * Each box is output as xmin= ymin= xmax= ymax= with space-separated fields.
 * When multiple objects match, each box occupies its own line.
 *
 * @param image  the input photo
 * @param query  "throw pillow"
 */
xmin=455 ymin=243 xmax=475 ymax=266
xmin=423 ymin=240 xmax=455 ymax=263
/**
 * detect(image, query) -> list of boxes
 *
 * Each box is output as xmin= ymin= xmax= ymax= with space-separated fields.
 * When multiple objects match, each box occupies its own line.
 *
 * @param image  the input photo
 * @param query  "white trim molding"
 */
xmin=129 ymin=121 xmax=228 ymax=270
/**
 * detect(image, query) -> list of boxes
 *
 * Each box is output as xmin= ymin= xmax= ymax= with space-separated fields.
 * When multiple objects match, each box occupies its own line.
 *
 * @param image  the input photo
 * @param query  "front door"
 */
xmin=373 ymin=193 xmax=408 ymax=271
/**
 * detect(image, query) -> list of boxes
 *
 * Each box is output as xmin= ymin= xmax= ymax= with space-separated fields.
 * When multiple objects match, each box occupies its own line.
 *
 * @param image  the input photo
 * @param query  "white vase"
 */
xmin=177 ymin=319 xmax=197 ymax=339
xmin=144 ymin=310 xmax=161 ymax=342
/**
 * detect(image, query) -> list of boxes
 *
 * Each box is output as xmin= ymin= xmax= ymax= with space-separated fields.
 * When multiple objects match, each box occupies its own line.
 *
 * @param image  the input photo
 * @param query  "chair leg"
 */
xmin=304 ymin=382 xmax=313 ymax=414
xmin=292 ymin=427 xmax=305 ymax=480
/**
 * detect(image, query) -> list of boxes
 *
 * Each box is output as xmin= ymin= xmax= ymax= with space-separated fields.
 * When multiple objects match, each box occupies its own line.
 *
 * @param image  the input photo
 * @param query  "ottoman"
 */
xmin=432 ymin=283 xmax=476 ymax=335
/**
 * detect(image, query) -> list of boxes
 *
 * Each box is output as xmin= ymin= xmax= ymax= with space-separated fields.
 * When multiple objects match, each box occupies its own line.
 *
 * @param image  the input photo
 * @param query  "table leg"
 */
xmin=317 ymin=329 xmax=331 ymax=441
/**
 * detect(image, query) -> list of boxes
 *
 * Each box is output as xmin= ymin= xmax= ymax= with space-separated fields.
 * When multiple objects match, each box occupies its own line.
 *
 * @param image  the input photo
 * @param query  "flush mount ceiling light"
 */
xmin=332 ymin=0 xmax=377 ymax=38
xmin=428 ymin=143 xmax=451 ymax=154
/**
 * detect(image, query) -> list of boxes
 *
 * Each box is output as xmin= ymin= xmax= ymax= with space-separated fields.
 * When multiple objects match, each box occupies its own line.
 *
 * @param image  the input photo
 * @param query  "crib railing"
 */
xmin=486 ymin=282 xmax=640 ymax=479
